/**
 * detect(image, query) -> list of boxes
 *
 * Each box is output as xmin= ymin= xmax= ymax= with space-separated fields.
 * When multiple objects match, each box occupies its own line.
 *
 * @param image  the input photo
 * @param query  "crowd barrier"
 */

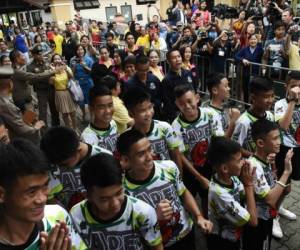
xmin=91 ymin=43 xmax=295 ymax=110
xmin=224 ymin=59 xmax=292 ymax=104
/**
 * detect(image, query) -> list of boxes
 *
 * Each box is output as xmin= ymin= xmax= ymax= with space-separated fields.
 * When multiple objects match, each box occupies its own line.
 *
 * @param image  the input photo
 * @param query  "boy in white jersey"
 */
xmin=232 ymin=76 xmax=275 ymax=157
xmin=70 ymin=152 xmax=163 ymax=250
xmin=172 ymin=84 xmax=224 ymax=215
xmin=81 ymin=84 xmax=119 ymax=155
xmin=117 ymin=129 xmax=213 ymax=249
xmin=0 ymin=138 xmax=87 ymax=250
xmin=41 ymin=126 xmax=111 ymax=210
xmin=123 ymin=86 xmax=183 ymax=172
xmin=243 ymin=119 xmax=293 ymax=250
xmin=275 ymin=71 xmax=300 ymax=181
xmin=207 ymin=137 xmax=257 ymax=250
xmin=204 ymin=73 xmax=240 ymax=138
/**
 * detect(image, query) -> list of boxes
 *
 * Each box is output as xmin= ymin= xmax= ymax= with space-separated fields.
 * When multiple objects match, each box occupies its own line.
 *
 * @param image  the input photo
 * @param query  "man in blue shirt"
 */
xmin=125 ymin=55 xmax=162 ymax=119
xmin=162 ymin=49 xmax=198 ymax=122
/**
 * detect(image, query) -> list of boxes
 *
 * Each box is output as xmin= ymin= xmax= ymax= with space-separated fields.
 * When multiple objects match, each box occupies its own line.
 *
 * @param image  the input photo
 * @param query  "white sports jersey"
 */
xmin=274 ymin=98 xmax=300 ymax=147
xmin=249 ymin=156 xmax=277 ymax=220
xmin=172 ymin=107 xmax=224 ymax=167
xmin=48 ymin=145 xmax=112 ymax=210
xmin=202 ymin=102 xmax=230 ymax=132
xmin=70 ymin=196 xmax=162 ymax=250
xmin=0 ymin=205 xmax=87 ymax=250
xmin=208 ymin=175 xmax=250 ymax=242
xmin=81 ymin=120 xmax=119 ymax=154
xmin=145 ymin=120 xmax=183 ymax=160
xmin=232 ymin=110 xmax=274 ymax=153
xmin=123 ymin=160 xmax=193 ymax=247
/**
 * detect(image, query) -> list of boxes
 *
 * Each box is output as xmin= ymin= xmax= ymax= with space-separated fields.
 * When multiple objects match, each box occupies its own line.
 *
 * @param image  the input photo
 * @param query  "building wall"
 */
xmin=75 ymin=0 xmax=162 ymax=25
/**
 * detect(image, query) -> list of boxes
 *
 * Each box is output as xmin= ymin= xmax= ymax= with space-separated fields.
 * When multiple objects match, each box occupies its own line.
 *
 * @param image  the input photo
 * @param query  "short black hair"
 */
xmin=40 ymin=126 xmax=80 ymax=164
xmin=80 ymin=35 xmax=89 ymax=42
xmin=166 ymin=48 xmax=180 ymax=61
xmin=123 ymin=55 xmax=136 ymax=66
xmin=249 ymin=76 xmax=273 ymax=95
xmin=81 ymin=152 xmax=122 ymax=192
xmin=206 ymin=73 xmax=226 ymax=93
xmin=135 ymin=54 xmax=149 ymax=65
xmin=251 ymin=119 xmax=279 ymax=142
xmin=287 ymin=70 xmax=300 ymax=83
xmin=207 ymin=137 xmax=241 ymax=168
xmin=123 ymin=87 xmax=151 ymax=111
xmin=117 ymin=129 xmax=146 ymax=155
xmin=174 ymin=84 xmax=195 ymax=99
xmin=274 ymin=21 xmax=285 ymax=30
xmin=9 ymin=50 xmax=22 ymax=65
xmin=0 ymin=138 xmax=49 ymax=188
xmin=100 ymin=75 xmax=118 ymax=90
xmin=105 ymin=32 xmax=114 ymax=39
xmin=89 ymin=84 xmax=112 ymax=106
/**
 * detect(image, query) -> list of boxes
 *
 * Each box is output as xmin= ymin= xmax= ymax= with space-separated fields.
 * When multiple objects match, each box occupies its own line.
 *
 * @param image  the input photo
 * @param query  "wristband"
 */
xmin=276 ymin=180 xmax=287 ymax=188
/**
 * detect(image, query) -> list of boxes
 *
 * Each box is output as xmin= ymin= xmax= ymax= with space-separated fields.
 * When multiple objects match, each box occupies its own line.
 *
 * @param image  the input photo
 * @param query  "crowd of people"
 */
xmin=0 ymin=0 xmax=300 ymax=250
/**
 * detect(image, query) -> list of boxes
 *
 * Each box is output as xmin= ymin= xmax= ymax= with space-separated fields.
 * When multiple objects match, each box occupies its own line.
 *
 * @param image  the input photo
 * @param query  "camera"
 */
xmin=226 ymin=31 xmax=234 ymax=41
xmin=212 ymin=4 xmax=238 ymax=20
xmin=197 ymin=29 xmax=209 ymax=42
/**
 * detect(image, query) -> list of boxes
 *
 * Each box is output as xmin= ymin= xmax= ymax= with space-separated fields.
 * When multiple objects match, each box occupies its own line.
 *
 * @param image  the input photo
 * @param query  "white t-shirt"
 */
xmin=208 ymin=175 xmax=250 ymax=242
xmin=124 ymin=160 xmax=193 ymax=247
xmin=232 ymin=110 xmax=274 ymax=152
xmin=81 ymin=120 xmax=119 ymax=154
xmin=70 ymin=196 xmax=162 ymax=249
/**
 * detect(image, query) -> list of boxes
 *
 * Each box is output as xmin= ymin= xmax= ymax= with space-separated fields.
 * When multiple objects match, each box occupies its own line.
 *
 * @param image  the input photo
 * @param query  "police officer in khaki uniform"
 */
xmin=27 ymin=44 xmax=60 ymax=126
xmin=0 ymin=66 xmax=45 ymax=144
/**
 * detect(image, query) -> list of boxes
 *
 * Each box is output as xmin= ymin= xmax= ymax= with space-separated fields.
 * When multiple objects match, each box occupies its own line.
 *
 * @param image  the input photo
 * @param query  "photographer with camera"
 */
xmin=264 ymin=0 xmax=289 ymax=40
xmin=210 ymin=30 xmax=238 ymax=73
xmin=172 ymin=25 xmax=197 ymax=49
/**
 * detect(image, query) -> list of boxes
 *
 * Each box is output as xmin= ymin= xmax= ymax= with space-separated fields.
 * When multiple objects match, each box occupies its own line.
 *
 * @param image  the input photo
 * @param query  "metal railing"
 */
xmin=86 ymin=43 xmax=297 ymax=110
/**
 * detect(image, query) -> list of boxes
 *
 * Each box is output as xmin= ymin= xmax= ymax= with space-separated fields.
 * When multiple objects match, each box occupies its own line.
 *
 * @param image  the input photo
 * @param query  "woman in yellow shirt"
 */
xmin=49 ymin=54 xmax=78 ymax=131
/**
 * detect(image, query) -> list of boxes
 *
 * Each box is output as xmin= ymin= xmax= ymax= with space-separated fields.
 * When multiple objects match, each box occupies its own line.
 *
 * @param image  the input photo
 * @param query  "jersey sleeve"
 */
xmin=48 ymin=167 xmax=63 ymax=201
xmin=253 ymin=164 xmax=271 ymax=199
xmin=162 ymin=121 xmax=183 ymax=150
xmin=231 ymin=118 xmax=248 ymax=147
xmin=209 ymin=110 xmax=225 ymax=137
xmin=134 ymin=199 xmax=162 ymax=247
xmin=46 ymin=205 xmax=88 ymax=250
xmin=274 ymin=100 xmax=287 ymax=122
xmin=81 ymin=128 xmax=98 ymax=146
xmin=172 ymin=120 xmax=186 ymax=153
xmin=210 ymin=188 xmax=250 ymax=227
xmin=173 ymin=161 xmax=186 ymax=196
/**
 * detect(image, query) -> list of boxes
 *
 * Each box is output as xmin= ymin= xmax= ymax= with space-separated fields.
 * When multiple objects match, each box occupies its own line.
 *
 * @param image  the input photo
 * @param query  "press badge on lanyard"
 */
xmin=218 ymin=49 xmax=225 ymax=57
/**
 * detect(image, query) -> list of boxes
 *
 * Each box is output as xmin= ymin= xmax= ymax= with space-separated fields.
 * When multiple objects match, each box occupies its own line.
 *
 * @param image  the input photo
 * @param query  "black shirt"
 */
xmin=162 ymin=68 xmax=197 ymax=122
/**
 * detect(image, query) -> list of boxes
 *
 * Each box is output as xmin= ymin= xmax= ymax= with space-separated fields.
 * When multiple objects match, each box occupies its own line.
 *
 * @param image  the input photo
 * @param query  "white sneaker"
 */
xmin=272 ymin=217 xmax=283 ymax=238
xmin=279 ymin=207 xmax=297 ymax=220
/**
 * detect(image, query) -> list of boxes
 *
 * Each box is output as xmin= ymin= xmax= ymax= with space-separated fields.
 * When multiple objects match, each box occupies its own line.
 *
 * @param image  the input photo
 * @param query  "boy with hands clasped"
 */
xmin=206 ymin=137 xmax=257 ymax=250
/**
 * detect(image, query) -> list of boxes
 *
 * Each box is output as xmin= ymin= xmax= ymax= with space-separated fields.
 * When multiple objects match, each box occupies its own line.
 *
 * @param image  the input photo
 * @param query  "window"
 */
xmin=121 ymin=5 xmax=132 ymax=23
xmin=136 ymin=0 xmax=156 ymax=5
xmin=73 ymin=0 xmax=100 ymax=10
xmin=105 ymin=6 xmax=117 ymax=22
